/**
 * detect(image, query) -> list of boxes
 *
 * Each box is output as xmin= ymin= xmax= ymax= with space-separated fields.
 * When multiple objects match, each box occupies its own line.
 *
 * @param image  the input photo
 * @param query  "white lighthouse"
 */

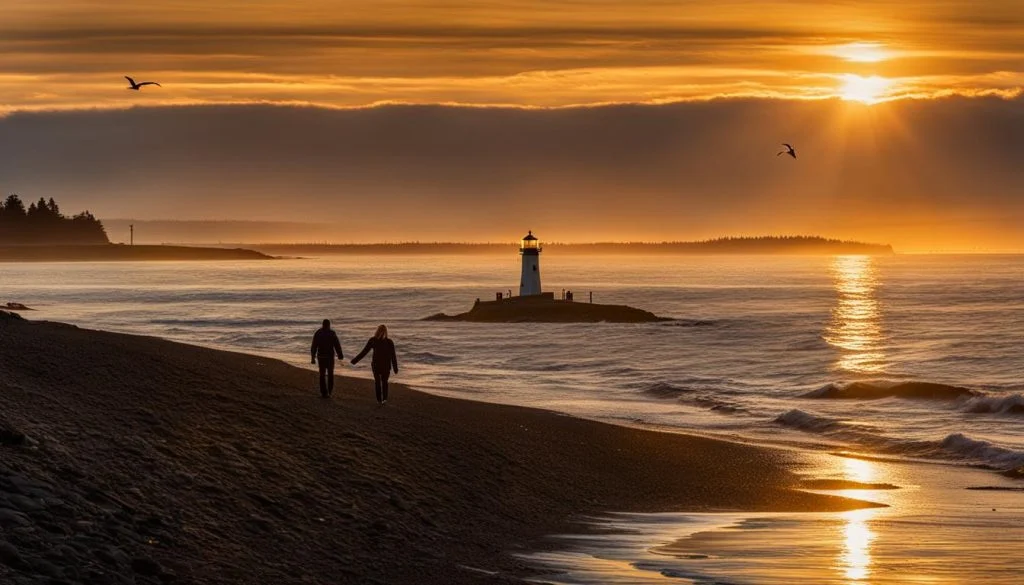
xmin=519 ymin=231 xmax=542 ymax=296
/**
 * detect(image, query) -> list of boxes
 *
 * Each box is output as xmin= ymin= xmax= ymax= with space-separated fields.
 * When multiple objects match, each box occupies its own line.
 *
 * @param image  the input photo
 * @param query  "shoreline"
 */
xmin=0 ymin=316 xmax=875 ymax=583
xmin=0 ymin=244 xmax=273 ymax=262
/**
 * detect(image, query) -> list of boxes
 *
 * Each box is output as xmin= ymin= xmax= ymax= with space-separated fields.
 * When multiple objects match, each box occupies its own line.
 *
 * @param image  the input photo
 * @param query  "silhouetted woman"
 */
xmin=351 ymin=325 xmax=399 ymax=405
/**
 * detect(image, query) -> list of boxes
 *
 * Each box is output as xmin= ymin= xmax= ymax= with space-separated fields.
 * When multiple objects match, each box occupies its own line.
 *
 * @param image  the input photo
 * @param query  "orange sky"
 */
xmin=3 ymin=1 xmax=1023 ymax=110
xmin=1 ymin=1 xmax=1023 ymax=251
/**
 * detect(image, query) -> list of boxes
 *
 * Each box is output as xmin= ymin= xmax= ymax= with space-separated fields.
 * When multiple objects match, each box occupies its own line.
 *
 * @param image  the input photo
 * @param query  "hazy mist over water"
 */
xmin=5 ymin=253 xmax=1022 ymax=474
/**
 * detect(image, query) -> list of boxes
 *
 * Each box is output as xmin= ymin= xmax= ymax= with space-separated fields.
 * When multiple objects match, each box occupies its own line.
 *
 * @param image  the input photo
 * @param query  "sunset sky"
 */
xmin=1 ymin=1 xmax=1023 ymax=250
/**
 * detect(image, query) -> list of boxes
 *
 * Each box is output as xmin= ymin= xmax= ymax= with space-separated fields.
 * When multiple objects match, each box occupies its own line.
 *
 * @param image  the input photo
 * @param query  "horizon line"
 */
xmin=4 ymin=89 xmax=1023 ymax=119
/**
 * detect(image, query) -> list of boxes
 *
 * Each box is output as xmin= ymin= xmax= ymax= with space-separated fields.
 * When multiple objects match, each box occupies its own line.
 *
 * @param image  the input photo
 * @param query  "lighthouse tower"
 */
xmin=519 ymin=231 xmax=542 ymax=296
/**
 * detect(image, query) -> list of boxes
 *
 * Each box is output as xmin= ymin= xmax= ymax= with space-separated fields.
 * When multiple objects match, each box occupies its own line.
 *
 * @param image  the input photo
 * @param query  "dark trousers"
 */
xmin=318 ymin=358 xmax=335 ymax=396
xmin=373 ymin=369 xmax=391 ymax=403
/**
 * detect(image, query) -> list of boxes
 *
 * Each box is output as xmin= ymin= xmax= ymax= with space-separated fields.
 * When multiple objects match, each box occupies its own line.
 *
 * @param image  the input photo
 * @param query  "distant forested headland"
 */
xmin=0 ymin=196 xmax=273 ymax=260
xmin=241 ymin=236 xmax=894 ymax=256
xmin=0 ymin=195 xmax=108 ymax=245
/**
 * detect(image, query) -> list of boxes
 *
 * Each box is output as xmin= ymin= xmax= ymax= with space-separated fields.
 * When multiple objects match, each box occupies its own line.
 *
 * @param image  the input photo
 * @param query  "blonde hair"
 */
xmin=374 ymin=324 xmax=388 ymax=339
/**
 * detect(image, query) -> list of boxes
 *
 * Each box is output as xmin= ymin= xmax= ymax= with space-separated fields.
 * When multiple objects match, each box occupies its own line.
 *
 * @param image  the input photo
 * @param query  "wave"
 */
xmin=802 ymin=381 xmax=979 ymax=401
xmin=659 ymin=319 xmax=718 ymax=328
xmin=152 ymin=317 xmax=302 ymax=328
xmin=640 ymin=382 xmax=759 ymax=416
xmin=642 ymin=383 xmax=696 ymax=399
xmin=802 ymin=382 xmax=1024 ymax=418
xmin=775 ymin=409 xmax=1024 ymax=471
xmin=402 ymin=351 xmax=456 ymax=365
xmin=775 ymin=409 xmax=846 ymax=433
xmin=939 ymin=434 xmax=1024 ymax=470
xmin=788 ymin=337 xmax=831 ymax=351
xmin=960 ymin=394 xmax=1024 ymax=416
xmin=693 ymin=397 xmax=753 ymax=416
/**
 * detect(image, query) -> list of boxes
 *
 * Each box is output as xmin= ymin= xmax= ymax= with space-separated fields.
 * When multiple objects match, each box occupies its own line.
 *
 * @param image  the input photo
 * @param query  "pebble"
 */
xmin=8 ymin=494 xmax=44 ymax=513
xmin=0 ymin=540 xmax=25 ymax=569
xmin=0 ymin=508 xmax=31 ymax=527
xmin=9 ymin=476 xmax=54 ymax=497
xmin=131 ymin=557 xmax=163 ymax=577
xmin=0 ymin=429 xmax=26 ymax=446
xmin=30 ymin=558 xmax=64 ymax=578
xmin=95 ymin=548 xmax=123 ymax=567
xmin=38 ymin=520 xmax=67 ymax=535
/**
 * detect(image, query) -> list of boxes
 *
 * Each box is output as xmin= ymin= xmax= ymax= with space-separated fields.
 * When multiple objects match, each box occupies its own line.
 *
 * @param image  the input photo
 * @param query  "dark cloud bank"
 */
xmin=0 ymin=97 xmax=1022 ymax=249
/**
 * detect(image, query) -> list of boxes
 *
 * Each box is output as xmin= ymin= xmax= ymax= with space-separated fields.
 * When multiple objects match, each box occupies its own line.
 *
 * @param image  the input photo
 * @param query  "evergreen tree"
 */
xmin=2 ymin=194 xmax=26 ymax=218
xmin=0 ymin=194 xmax=109 ymax=244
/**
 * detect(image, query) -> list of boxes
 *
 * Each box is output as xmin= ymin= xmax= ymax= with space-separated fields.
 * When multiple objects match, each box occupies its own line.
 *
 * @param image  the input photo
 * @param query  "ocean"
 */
xmin=4 ymin=252 xmax=1023 ymax=583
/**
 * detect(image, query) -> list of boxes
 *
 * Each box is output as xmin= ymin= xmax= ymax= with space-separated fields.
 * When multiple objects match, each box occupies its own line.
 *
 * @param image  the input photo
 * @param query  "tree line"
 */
xmin=0 ymin=195 xmax=109 ymax=245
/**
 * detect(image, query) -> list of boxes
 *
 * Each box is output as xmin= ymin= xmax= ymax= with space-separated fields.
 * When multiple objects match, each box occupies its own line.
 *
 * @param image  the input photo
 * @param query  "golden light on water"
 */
xmin=840 ymin=74 xmax=893 ymax=104
xmin=825 ymin=255 xmax=886 ymax=373
xmin=843 ymin=457 xmax=876 ymax=484
xmin=834 ymin=457 xmax=882 ymax=582
xmin=839 ymin=508 xmax=877 ymax=581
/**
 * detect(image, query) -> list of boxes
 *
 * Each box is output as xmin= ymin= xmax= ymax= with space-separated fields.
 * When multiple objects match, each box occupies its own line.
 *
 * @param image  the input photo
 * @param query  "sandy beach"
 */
xmin=0 ymin=313 xmax=870 ymax=584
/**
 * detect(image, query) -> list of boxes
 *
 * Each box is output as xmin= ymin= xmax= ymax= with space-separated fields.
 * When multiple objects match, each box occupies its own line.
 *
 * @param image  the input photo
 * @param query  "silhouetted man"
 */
xmin=311 ymin=319 xmax=344 ymax=398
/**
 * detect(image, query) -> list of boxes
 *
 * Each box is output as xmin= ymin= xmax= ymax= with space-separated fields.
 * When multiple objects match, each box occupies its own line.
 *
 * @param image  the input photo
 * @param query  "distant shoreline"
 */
xmin=202 ymin=236 xmax=896 ymax=256
xmin=0 ymin=244 xmax=274 ymax=262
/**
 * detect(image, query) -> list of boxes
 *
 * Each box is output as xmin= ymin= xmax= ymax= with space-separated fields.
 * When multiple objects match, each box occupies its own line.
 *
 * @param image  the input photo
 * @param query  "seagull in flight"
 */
xmin=777 ymin=143 xmax=797 ymax=159
xmin=125 ymin=76 xmax=161 ymax=91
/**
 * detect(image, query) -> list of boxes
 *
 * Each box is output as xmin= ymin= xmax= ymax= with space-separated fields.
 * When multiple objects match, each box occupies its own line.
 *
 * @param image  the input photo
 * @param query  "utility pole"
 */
xmin=130 ymin=224 xmax=134 ymax=246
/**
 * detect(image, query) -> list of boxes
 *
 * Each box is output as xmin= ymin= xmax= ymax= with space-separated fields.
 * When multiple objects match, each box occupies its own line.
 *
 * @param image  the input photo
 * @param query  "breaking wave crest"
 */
xmin=802 ymin=381 xmax=978 ymax=401
xmin=960 ymin=394 xmax=1024 ymax=415
xmin=801 ymin=382 xmax=1024 ymax=417
xmin=775 ymin=409 xmax=1024 ymax=471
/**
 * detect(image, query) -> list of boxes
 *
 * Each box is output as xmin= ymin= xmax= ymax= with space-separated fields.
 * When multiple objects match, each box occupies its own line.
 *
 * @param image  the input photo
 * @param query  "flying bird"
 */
xmin=777 ymin=143 xmax=797 ymax=159
xmin=125 ymin=76 xmax=161 ymax=91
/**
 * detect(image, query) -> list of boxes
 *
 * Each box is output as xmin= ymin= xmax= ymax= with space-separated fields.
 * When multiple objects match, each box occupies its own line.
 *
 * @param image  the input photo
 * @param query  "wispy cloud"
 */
xmin=1 ymin=1 xmax=1022 ymax=110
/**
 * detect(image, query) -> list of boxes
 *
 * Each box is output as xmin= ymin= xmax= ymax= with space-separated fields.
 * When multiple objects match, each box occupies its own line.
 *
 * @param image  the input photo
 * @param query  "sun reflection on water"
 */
xmin=824 ymin=255 xmax=886 ymax=374
xmin=840 ymin=508 xmax=877 ymax=581
xmin=843 ymin=457 xmax=876 ymax=484
xmin=835 ymin=457 xmax=881 ymax=582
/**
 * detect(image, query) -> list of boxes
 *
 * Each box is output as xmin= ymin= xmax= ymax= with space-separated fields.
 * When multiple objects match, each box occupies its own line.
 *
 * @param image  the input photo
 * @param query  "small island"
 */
xmin=427 ymin=231 xmax=673 ymax=323
xmin=426 ymin=293 xmax=671 ymax=323
xmin=0 ymin=195 xmax=272 ymax=261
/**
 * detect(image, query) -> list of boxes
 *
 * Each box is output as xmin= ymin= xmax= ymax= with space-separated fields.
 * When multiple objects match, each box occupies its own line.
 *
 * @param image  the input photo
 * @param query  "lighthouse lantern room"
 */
xmin=519 ymin=230 xmax=542 ymax=296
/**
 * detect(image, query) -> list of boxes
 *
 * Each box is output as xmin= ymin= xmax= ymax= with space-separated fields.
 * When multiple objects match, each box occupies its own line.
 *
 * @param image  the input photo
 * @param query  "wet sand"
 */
xmin=0 ymin=314 xmax=869 ymax=584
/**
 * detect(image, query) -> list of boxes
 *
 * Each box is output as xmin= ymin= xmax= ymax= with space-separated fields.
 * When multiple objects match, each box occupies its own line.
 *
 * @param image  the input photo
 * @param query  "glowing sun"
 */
xmin=840 ymin=74 xmax=892 ymax=104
